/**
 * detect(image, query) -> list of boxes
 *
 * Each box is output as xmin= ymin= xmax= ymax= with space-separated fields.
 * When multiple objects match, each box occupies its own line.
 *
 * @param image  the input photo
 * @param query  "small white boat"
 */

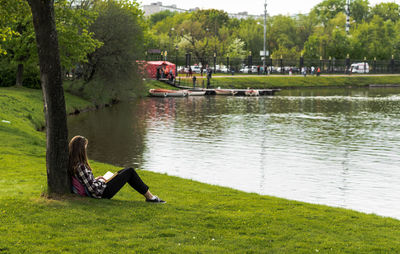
xmin=188 ymin=90 xmax=206 ymax=96
xmin=215 ymin=89 xmax=237 ymax=96
xmin=149 ymin=89 xmax=188 ymax=97
xmin=245 ymin=89 xmax=259 ymax=96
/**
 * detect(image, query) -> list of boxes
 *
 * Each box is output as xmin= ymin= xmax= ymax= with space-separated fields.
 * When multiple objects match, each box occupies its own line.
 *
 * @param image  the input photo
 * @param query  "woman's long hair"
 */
xmin=68 ymin=135 xmax=91 ymax=176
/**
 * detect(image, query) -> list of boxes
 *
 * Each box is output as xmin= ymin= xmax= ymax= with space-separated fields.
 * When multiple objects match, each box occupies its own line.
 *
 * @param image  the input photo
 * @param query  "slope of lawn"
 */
xmin=0 ymin=86 xmax=399 ymax=253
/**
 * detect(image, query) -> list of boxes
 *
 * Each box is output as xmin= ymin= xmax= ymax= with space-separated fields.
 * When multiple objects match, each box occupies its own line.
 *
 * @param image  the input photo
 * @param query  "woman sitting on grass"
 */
xmin=68 ymin=135 xmax=165 ymax=203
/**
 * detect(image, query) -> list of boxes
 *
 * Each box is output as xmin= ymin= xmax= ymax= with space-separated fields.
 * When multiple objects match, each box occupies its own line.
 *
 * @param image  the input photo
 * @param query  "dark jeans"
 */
xmin=102 ymin=168 xmax=149 ymax=199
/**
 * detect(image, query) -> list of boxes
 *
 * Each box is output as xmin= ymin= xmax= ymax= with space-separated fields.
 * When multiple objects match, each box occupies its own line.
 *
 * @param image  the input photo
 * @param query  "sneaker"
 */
xmin=146 ymin=195 xmax=166 ymax=203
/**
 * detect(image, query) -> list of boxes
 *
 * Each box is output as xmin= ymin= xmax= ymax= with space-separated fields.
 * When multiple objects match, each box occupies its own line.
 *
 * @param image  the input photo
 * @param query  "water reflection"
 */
xmin=68 ymin=101 xmax=148 ymax=167
xmin=68 ymin=87 xmax=400 ymax=219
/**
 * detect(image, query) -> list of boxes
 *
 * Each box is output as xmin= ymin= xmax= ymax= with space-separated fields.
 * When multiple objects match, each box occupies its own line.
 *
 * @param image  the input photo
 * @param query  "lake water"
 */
xmin=68 ymin=87 xmax=400 ymax=219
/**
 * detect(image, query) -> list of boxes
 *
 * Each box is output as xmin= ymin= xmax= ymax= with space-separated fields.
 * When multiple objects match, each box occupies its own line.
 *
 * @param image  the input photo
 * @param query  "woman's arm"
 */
xmin=76 ymin=164 xmax=106 ymax=198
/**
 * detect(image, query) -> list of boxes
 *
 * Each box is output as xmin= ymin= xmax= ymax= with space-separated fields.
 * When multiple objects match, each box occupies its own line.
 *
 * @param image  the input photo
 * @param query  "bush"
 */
xmin=0 ymin=58 xmax=40 ymax=88
xmin=22 ymin=64 xmax=40 ymax=89
xmin=0 ymin=59 xmax=16 ymax=87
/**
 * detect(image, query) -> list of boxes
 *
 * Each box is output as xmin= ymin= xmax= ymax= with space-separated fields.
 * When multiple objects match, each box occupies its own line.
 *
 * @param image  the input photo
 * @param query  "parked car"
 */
xmin=177 ymin=66 xmax=186 ymax=73
xmin=350 ymin=62 xmax=369 ymax=73
xmin=191 ymin=65 xmax=202 ymax=73
xmin=220 ymin=66 xmax=229 ymax=73
xmin=240 ymin=66 xmax=258 ymax=73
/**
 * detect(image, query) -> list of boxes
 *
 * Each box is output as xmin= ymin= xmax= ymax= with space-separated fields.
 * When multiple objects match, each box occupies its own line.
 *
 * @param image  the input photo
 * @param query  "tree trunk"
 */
xmin=27 ymin=0 xmax=70 ymax=194
xmin=15 ymin=63 xmax=24 ymax=86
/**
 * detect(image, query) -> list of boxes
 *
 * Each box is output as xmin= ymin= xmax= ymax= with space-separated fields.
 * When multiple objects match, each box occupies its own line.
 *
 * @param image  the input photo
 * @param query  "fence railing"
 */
xmin=145 ymin=54 xmax=400 ymax=74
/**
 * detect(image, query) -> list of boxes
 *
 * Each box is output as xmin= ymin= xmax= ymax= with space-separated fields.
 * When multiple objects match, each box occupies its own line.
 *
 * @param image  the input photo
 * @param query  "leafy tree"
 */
xmin=82 ymin=0 xmax=146 ymax=102
xmin=393 ymin=22 xmax=400 ymax=58
xmin=350 ymin=0 xmax=370 ymax=23
xmin=350 ymin=15 xmax=396 ymax=59
xmin=369 ymin=2 xmax=400 ymax=23
xmin=149 ymin=10 xmax=176 ymax=26
xmin=235 ymin=18 xmax=263 ymax=59
xmin=303 ymin=35 xmax=324 ymax=58
xmin=312 ymin=0 xmax=346 ymax=26
xmin=55 ymin=0 xmax=102 ymax=71
xmin=303 ymin=13 xmax=351 ymax=59
xmin=296 ymin=13 xmax=319 ymax=50
xmin=271 ymin=45 xmax=300 ymax=60
xmin=1 ymin=0 xmax=36 ymax=86
xmin=0 ymin=0 xmax=21 ymax=55
xmin=268 ymin=15 xmax=298 ymax=53
xmin=174 ymin=9 xmax=231 ymax=66
xmin=0 ymin=0 xmax=100 ymax=87
xmin=327 ymin=29 xmax=350 ymax=59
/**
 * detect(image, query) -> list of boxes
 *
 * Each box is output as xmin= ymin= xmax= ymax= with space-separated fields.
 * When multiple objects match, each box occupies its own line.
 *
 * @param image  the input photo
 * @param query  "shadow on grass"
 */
xmin=35 ymin=193 xmax=163 ymax=212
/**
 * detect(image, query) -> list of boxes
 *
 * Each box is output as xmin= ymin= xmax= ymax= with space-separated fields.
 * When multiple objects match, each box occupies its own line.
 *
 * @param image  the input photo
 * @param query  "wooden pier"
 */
xmin=158 ymin=78 xmax=281 ymax=96
xmin=202 ymin=88 xmax=280 ymax=96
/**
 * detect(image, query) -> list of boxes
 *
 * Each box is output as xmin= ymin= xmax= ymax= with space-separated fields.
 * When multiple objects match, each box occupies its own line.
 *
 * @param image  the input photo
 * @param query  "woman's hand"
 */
xmin=95 ymin=176 xmax=106 ymax=182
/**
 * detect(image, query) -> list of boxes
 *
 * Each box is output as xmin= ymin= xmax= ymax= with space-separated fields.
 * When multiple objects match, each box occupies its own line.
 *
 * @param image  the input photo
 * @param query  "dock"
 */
xmin=157 ymin=78 xmax=281 ymax=96
xmin=202 ymin=88 xmax=280 ymax=96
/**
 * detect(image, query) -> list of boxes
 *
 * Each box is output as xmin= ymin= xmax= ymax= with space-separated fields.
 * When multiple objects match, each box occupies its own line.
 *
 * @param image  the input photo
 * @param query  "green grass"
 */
xmin=143 ymin=79 xmax=179 ymax=90
xmin=177 ymin=75 xmax=400 ymax=90
xmin=1 ymin=86 xmax=400 ymax=253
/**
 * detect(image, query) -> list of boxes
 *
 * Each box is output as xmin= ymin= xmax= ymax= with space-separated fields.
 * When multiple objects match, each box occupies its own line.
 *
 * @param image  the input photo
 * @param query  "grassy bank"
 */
xmin=143 ymin=79 xmax=179 ymax=91
xmin=176 ymin=75 xmax=400 ymax=90
xmin=1 ymin=86 xmax=400 ymax=253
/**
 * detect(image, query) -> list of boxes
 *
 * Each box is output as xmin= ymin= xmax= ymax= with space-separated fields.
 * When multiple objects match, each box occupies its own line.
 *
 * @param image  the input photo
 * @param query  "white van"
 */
xmin=350 ymin=62 xmax=369 ymax=73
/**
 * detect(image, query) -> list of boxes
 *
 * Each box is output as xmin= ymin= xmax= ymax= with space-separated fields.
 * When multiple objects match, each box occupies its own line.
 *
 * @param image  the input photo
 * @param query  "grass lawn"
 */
xmin=1 ymin=86 xmax=400 ymax=253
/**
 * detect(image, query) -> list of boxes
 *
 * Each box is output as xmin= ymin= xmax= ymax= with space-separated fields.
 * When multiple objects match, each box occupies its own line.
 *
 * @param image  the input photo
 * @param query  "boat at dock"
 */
xmin=149 ymin=89 xmax=188 ymax=97
xmin=188 ymin=90 xmax=206 ymax=96
xmin=244 ymin=89 xmax=260 ymax=96
xmin=215 ymin=88 xmax=238 ymax=96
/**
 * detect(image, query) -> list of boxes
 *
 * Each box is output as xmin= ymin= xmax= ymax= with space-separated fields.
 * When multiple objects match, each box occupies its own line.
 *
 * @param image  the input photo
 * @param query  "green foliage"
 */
xmin=0 ymin=56 xmax=15 ymax=87
xmin=312 ymin=0 xmax=346 ymax=26
xmin=55 ymin=0 xmax=103 ymax=70
xmin=350 ymin=16 xmax=396 ymax=59
xmin=0 ymin=0 xmax=101 ymax=88
xmin=235 ymin=19 xmax=263 ymax=57
xmin=146 ymin=0 xmax=400 ymax=62
xmin=149 ymin=10 xmax=176 ymax=26
xmin=370 ymin=2 xmax=400 ymax=22
xmin=79 ymin=0 xmax=146 ymax=104
xmin=350 ymin=0 xmax=370 ymax=23
xmin=1 ymin=86 xmax=400 ymax=253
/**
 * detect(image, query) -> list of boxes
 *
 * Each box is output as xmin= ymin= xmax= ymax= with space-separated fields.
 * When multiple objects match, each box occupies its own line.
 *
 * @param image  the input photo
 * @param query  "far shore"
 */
xmin=147 ymin=74 xmax=400 ymax=91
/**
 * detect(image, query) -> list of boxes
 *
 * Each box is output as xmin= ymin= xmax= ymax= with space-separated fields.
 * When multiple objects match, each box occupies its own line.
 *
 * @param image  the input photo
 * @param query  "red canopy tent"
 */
xmin=143 ymin=61 xmax=176 ymax=79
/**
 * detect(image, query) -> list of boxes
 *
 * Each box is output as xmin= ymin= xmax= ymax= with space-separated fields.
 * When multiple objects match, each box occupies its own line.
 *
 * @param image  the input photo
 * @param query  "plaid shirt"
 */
xmin=74 ymin=163 xmax=106 ymax=198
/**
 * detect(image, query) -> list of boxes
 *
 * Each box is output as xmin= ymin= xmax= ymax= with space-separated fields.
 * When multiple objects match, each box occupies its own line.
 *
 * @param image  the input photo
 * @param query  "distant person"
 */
xmin=156 ymin=68 xmax=161 ymax=80
xmin=311 ymin=66 xmax=315 ymax=76
xmin=192 ymin=75 xmax=197 ymax=88
xmin=317 ymin=67 xmax=321 ymax=76
xmin=301 ymin=67 xmax=307 ymax=77
xmin=206 ymin=67 xmax=212 ymax=88
xmin=189 ymin=67 xmax=193 ymax=77
xmin=207 ymin=67 xmax=213 ymax=79
xmin=69 ymin=135 xmax=165 ymax=203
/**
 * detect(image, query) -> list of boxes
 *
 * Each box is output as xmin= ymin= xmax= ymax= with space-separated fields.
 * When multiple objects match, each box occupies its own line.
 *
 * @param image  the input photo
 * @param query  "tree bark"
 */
xmin=27 ymin=0 xmax=70 ymax=194
xmin=15 ymin=63 xmax=24 ymax=86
